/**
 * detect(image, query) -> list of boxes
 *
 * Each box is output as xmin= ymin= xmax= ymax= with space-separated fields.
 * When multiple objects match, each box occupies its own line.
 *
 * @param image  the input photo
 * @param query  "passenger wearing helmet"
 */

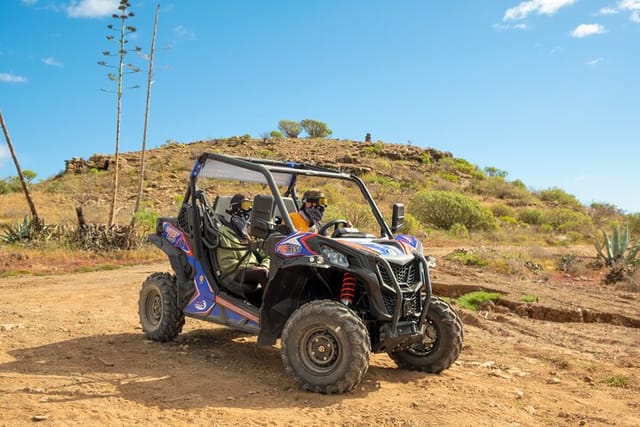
xmin=216 ymin=194 xmax=270 ymax=290
xmin=289 ymin=189 xmax=327 ymax=232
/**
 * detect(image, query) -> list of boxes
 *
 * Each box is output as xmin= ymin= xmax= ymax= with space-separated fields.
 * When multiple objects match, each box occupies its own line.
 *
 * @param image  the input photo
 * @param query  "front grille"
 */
xmin=377 ymin=260 xmax=420 ymax=290
xmin=382 ymin=292 xmax=420 ymax=316
xmin=377 ymin=259 xmax=422 ymax=316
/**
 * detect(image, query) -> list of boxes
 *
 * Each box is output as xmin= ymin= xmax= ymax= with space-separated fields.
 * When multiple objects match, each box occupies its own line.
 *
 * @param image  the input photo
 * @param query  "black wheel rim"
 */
xmin=299 ymin=326 xmax=341 ymax=375
xmin=145 ymin=290 xmax=162 ymax=326
xmin=407 ymin=319 xmax=438 ymax=356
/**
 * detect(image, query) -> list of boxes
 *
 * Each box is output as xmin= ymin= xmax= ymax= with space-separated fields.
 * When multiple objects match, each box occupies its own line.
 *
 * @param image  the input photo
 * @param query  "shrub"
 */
xmin=448 ymin=223 xmax=469 ymax=239
xmin=278 ymin=120 xmax=301 ymax=138
xmin=269 ymin=130 xmax=283 ymax=138
xmin=537 ymin=187 xmax=582 ymax=209
xmin=605 ymin=375 xmax=630 ymax=388
xmin=437 ymin=171 xmax=458 ymax=183
xmin=419 ymin=152 xmax=431 ymax=165
xmin=300 ymin=119 xmax=332 ymax=138
xmin=410 ymin=190 xmax=496 ymax=231
xmin=543 ymin=208 xmax=593 ymax=234
xmin=519 ymin=208 xmax=544 ymax=226
xmin=363 ymin=141 xmax=384 ymax=157
xmin=491 ymin=203 xmax=516 ymax=218
xmin=589 ymin=202 xmax=624 ymax=228
xmin=401 ymin=213 xmax=421 ymax=235
xmin=447 ymin=248 xmax=489 ymax=267
xmin=627 ymin=213 xmax=640 ymax=236
xmin=471 ymin=176 xmax=532 ymax=203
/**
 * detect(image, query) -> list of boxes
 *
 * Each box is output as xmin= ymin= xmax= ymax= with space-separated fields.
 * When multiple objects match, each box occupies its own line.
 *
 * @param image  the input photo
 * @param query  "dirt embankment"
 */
xmin=1 ymin=262 xmax=639 ymax=426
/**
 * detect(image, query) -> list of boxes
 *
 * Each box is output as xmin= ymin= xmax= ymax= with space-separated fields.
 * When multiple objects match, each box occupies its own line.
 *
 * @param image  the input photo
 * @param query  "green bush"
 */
xmin=471 ymin=176 xmax=532 ymax=203
xmin=448 ymin=223 xmax=470 ymax=238
xmin=401 ymin=212 xmax=421 ymax=235
xmin=447 ymin=249 xmax=489 ymax=267
xmin=419 ymin=152 xmax=432 ymax=165
xmin=269 ymin=130 xmax=283 ymax=138
xmin=519 ymin=208 xmax=544 ymax=226
xmin=363 ymin=141 xmax=384 ymax=157
xmin=437 ymin=171 xmax=458 ymax=183
xmin=278 ymin=119 xmax=301 ymax=138
xmin=491 ymin=203 xmax=516 ymax=218
xmin=543 ymin=208 xmax=594 ymax=234
xmin=300 ymin=119 xmax=332 ymax=138
xmin=626 ymin=213 xmax=640 ymax=237
xmin=410 ymin=190 xmax=496 ymax=231
xmin=538 ymin=187 xmax=583 ymax=209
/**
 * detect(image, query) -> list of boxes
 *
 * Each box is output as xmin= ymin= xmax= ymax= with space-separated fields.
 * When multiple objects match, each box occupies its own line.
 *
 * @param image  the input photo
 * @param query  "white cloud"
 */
xmin=619 ymin=0 xmax=640 ymax=11
xmin=571 ymin=24 xmax=607 ymax=38
xmin=504 ymin=0 xmax=576 ymax=21
xmin=0 ymin=73 xmax=27 ymax=83
xmin=174 ymin=25 xmax=196 ymax=40
xmin=632 ymin=11 xmax=640 ymax=21
xmin=41 ymin=57 xmax=63 ymax=67
xmin=67 ymin=0 xmax=118 ymax=19
xmin=598 ymin=7 xmax=619 ymax=15
xmin=586 ymin=57 xmax=604 ymax=66
xmin=493 ymin=23 xmax=529 ymax=31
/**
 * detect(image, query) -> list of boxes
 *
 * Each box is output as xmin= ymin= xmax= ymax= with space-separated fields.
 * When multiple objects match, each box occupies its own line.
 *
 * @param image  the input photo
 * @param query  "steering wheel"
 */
xmin=318 ymin=219 xmax=350 ymax=236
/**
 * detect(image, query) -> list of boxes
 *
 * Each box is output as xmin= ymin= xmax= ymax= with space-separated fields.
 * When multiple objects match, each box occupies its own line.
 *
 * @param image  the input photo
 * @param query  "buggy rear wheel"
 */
xmin=388 ymin=297 xmax=462 ymax=373
xmin=281 ymin=300 xmax=370 ymax=394
xmin=138 ymin=272 xmax=185 ymax=341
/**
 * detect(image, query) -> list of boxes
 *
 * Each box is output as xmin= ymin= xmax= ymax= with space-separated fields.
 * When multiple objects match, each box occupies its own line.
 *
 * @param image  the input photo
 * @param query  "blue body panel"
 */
xmin=161 ymin=221 xmax=259 ymax=330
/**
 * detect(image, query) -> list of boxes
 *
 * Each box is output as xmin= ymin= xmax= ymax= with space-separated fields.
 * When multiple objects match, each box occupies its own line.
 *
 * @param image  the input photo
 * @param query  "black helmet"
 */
xmin=302 ymin=189 xmax=327 ymax=207
xmin=229 ymin=193 xmax=252 ymax=212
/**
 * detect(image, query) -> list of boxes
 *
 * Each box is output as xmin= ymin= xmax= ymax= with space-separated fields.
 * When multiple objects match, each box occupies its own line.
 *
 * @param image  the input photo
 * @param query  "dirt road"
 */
xmin=1 ymin=262 xmax=639 ymax=426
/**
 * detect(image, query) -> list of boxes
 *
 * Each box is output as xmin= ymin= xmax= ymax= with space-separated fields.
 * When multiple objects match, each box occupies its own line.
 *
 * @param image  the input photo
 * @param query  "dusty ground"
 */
xmin=1 ymin=257 xmax=639 ymax=427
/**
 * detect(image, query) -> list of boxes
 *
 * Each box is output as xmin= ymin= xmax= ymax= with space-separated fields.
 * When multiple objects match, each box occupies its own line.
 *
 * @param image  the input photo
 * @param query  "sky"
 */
xmin=1 ymin=0 xmax=639 ymax=213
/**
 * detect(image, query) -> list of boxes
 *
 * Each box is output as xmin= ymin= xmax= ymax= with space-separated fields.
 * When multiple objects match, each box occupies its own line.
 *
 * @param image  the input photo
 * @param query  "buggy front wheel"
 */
xmin=388 ymin=297 xmax=463 ymax=373
xmin=281 ymin=300 xmax=371 ymax=394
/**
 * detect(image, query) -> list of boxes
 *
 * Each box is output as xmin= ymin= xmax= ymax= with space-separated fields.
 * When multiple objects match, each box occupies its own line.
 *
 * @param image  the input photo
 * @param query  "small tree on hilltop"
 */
xmin=278 ymin=120 xmax=301 ymax=138
xmin=301 ymin=119 xmax=332 ymax=138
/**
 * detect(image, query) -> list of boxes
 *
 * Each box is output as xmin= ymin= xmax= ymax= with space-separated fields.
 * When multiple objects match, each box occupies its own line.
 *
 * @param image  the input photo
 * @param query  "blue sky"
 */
xmin=1 ymin=0 xmax=639 ymax=213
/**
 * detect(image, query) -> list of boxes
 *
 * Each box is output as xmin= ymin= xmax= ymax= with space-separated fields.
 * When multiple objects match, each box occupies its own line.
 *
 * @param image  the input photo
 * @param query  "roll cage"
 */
xmin=183 ymin=153 xmax=399 ymax=239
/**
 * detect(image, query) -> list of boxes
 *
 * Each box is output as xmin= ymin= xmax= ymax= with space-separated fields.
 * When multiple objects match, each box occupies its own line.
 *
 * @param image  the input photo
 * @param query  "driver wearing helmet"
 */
xmin=289 ymin=189 xmax=327 ymax=233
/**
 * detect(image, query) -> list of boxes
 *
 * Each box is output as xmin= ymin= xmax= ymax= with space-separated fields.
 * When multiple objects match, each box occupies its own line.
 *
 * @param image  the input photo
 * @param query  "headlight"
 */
xmin=320 ymin=245 xmax=349 ymax=268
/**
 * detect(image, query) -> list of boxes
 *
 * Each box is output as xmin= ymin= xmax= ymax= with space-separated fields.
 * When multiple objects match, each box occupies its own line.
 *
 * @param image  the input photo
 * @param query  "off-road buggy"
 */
xmin=138 ymin=153 xmax=463 ymax=394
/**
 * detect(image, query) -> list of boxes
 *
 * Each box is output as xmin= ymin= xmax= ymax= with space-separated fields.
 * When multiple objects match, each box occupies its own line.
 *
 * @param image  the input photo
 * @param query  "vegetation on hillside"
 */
xmin=0 ymin=136 xmax=638 ymax=289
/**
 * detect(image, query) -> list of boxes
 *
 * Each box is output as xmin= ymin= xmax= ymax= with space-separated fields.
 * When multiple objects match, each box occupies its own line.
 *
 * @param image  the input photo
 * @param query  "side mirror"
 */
xmin=250 ymin=195 xmax=275 ymax=239
xmin=391 ymin=203 xmax=405 ymax=233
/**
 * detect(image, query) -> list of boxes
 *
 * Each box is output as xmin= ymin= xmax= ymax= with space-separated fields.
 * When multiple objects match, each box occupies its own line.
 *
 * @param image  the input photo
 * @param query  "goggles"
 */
xmin=307 ymin=197 xmax=328 ymax=207
xmin=234 ymin=199 xmax=253 ymax=211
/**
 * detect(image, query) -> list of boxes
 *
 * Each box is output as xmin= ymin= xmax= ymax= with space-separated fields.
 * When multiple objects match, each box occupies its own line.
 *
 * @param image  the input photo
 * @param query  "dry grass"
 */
xmin=0 ymin=243 xmax=163 ymax=277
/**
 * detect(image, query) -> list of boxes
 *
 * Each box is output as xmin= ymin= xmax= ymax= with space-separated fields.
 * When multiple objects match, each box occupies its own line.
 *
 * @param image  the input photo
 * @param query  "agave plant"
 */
xmin=0 ymin=216 xmax=35 ymax=244
xmin=594 ymin=225 xmax=640 ymax=266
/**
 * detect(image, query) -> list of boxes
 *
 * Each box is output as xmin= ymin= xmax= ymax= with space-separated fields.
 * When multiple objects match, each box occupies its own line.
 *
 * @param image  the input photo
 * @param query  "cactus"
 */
xmin=594 ymin=225 xmax=640 ymax=284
